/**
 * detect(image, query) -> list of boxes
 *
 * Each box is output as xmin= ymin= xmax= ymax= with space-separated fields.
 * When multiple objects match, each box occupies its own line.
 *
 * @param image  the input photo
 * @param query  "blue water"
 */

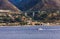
xmin=0 ymin=25 xmax=60 ymax=39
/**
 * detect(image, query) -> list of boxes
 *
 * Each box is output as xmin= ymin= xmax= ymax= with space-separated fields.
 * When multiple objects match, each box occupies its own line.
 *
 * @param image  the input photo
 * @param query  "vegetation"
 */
xmin=25 ymin=10 xmax=60 ymax=23
xmin=0 ymin=10 xmax=60 ymax=25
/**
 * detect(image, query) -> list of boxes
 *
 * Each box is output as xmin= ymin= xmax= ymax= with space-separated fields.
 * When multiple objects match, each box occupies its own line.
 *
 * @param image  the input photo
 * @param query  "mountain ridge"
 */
xmin=29 ymin=0 xmax=60 ymax=11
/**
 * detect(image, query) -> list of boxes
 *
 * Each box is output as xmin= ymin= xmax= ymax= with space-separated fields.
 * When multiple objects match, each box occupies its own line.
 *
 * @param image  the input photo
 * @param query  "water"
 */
xmin=0 ymin=25 xmax=60 ymax=39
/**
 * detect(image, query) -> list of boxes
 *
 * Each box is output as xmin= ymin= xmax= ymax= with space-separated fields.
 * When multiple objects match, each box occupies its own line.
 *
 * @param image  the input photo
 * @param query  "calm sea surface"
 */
xmin=0 ymin=25 xmax=60 ymax=39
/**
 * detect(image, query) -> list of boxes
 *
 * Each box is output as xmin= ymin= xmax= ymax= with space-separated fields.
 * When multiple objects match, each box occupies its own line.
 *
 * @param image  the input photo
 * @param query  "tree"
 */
xmin=15 ymin=17 xmax=22 ymax=22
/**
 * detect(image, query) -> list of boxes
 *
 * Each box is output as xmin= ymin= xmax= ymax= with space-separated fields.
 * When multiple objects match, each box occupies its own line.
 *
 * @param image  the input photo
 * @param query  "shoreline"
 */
xmin=0 ymin=23 xmax=60 ymax=26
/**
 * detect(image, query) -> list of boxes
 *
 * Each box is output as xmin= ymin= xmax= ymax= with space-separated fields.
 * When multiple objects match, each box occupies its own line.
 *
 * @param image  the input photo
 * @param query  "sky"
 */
xmin=9 ymin=0 xmax=40 ymax=11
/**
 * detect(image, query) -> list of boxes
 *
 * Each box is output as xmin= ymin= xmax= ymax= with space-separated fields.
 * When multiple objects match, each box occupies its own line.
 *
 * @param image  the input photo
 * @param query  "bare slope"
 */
xmin=0 ymin=0 xmax=21 ymax=12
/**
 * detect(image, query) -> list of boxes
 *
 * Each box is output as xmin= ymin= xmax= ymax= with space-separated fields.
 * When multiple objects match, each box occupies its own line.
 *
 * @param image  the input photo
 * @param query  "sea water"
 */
xmin=0 ymin=26 xmax=60 ymax=39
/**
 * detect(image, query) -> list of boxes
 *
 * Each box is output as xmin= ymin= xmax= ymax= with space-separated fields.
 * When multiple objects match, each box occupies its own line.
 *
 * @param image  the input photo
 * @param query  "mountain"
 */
xmin=9 ymin=0 xmax=60 ymax=11
xmin=0 ymin=0 xmax=20 ymax=12
xmin=29 ymin=0 xmax=60 ymax=11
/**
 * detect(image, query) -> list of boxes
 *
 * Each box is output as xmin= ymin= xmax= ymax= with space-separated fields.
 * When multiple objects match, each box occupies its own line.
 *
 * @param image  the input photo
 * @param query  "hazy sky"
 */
xmin=9 ymin=0 xmax=39 ymax=11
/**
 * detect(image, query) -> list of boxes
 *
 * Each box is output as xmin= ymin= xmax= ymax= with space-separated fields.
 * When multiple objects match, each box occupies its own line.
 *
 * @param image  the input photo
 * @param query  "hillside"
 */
xmin=29 ymin=0 xmax=59 ymax=11
xmin=9 ymin=0 xmax=60 ymax=23
xmin=0 ymin=0 xmax=59 ymax=25
xmin=9 ymin=0 xmax=60 ymax=11
xmin=26 ymin=0 xmax=60 ymax=23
